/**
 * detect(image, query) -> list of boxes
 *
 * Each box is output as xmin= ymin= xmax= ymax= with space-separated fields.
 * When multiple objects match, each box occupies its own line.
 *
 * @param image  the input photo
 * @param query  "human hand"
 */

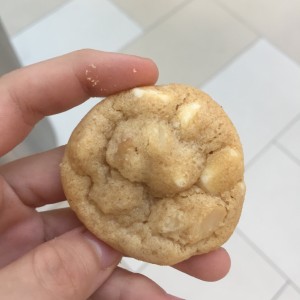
xmin=0 ymin=50 xmax=231 ymax=299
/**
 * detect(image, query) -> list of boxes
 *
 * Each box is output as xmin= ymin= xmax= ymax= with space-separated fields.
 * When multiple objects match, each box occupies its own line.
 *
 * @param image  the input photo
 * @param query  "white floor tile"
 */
xmin=122 ymin=0 xmax=257 ymax=86
xmin=277 ymin=117 xmax=300 ymax=162
xmin=111 ymin=0 xmax=186 ymax=29
xmin=11 ymin=0 xmax=142 ymax=146
xmin=216 ymin=0 xmax=300 ymax=64
xmin=0 ymin=0 xmax=68 ymax=36
xmin=140 ymin=232 xmax=284 ymax=300
xmin=120 ymin=257 xmax=147 ymax=273
xmin=239 ymin=144 xmax=300 ymax=286
xmin=37 ymin=200 xmax=69 ymax=212
xmin=11 ymin=0 xmax=142 ymax=66
xmin=276 ymin=283 xmax=300 ymax=300
xmin=48 ymin=98 xmax=102 ymax=146
xmin=202 ymin=39 xmax=300 ymax=164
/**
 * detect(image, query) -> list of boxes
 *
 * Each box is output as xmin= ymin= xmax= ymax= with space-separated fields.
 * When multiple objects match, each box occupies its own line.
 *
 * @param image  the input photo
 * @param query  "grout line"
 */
xmin=271 ymin=280 xmax=300 ymax=299
xmin=236 ymin=229 xmax=289 ymax=281
xmin=213 ymin=0 xmax=262 ymax=37
xmin=11 ymin=0 xmax=74 ymax=38
xmin=270 ymin=280 xmax=289 ymax=300
xmin=274 ymin=140 xmax=300 ymax=166
xmin=274 ymin=112 xmax=300 ymax=141
xmin=117 ymin=0 xmax=259 ymax=88
xmin=245 ymin=113 xmax=300 ymax=170
xmin=237 ymin=229 xmax=300 ymax=292
xmin=290 ymin=281 xmax=300 ymax=294
xmin=245 ymin=143 xmax=271 ymax=170
xmin=139 ymin=0 xmax=195 ymax=33
xmin=199 ymin=37 xmax=259 ymax=88
xmin=121 ymin=0 xmax=260 ymax=88
xmin=213 ymin=0 xmax=300 ymax=68
xmin=193 ymin=0 xmax=262 ymax=88
xmin=119 ymin=0 xmax=195 ymax=52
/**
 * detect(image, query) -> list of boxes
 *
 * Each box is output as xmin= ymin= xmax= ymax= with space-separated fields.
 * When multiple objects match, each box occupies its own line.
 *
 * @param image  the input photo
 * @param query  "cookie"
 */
xmin=61 ymin=84 xmax=245 ymax=265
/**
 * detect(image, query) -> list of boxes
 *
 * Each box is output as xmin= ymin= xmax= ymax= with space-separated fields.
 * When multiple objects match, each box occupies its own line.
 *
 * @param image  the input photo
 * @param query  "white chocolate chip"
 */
xmin=228 ymin=148 xmax=239 ymax=158
xmin=132 ymin=88 xmax=170 ymax=102
xmin=178 ymin=102 xmax=201 ymax=128
xmin=132 ymin=88 xmax=145 ymax=98
xmin=174 ymin=176 xmax=187 ymax=188
xmin=237 ymin=181 xmax=246 ymax=193
xmin=199 ymin=171 xmax=213 ymax=188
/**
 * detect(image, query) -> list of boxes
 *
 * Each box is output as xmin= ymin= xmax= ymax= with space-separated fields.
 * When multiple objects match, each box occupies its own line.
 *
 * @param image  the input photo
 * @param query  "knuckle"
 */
xmin=32 ymin=242 xmax=85 ymax=299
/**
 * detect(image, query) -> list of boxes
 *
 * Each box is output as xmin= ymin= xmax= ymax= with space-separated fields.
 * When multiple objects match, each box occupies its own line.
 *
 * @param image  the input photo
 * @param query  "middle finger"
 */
xmin=0 ymin=146 xmax=65 ymax=208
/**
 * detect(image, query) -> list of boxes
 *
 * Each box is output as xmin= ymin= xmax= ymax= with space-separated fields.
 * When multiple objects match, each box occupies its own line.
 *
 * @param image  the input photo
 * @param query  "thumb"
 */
xmin=0 ymin=227 xmax=121 ymax=300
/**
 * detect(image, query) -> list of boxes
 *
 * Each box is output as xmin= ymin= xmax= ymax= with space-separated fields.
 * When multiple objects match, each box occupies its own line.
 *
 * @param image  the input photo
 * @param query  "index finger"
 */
xmin=0 ymin=49 xmax=158 ymax=156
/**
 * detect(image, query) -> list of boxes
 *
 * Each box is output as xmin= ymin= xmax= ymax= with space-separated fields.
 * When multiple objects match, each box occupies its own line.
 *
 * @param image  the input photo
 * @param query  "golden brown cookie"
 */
xmin=61 ymin=84 xmax=245 ymax=265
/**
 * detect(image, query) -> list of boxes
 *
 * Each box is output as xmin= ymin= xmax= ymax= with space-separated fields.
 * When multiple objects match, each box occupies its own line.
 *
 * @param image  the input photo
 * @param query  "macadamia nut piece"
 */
xmin=200 ymin=147 xmax=244 ymax=194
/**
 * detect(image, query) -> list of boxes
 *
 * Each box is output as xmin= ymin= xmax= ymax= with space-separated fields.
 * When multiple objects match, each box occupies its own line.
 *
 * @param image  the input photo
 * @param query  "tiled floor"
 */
xmin=1 ymin=0 xmax=300 ymax=299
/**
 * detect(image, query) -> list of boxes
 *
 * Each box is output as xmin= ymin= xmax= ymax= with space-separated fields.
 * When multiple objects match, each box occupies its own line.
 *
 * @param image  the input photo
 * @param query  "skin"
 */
xmin=0 ymin=49 xmax=231 ymax=300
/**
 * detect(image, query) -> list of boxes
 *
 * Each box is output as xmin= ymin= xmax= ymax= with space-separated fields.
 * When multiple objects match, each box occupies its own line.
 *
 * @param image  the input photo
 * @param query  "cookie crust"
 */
xmin=61 ymin=84 xmax=245 ymax=265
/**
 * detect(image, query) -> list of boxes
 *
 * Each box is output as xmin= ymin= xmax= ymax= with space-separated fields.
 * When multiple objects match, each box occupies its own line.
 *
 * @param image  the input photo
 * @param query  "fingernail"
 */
xmin=83 ymin=230 xmax=121 ymax=269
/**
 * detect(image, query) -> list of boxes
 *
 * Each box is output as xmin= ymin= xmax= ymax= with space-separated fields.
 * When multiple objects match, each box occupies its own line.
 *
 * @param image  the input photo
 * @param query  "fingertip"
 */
xmin=197 ymin=248 xmax=231 ymax=282
xmin=119 ymin=52 xmax=159 ymax=81
xmin=173 ymin=247 xmax=231 ymax=282
xmin=141 ymin=56 xmax=159 ymax=84
xmin=71 ymin=50 xmax=159 ymax=97
xmin=206 ymin=247 xmax=231 ymax=282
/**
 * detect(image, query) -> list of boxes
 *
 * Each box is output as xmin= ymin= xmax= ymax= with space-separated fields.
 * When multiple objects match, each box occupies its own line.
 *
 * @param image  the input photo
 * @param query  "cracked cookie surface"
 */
xmin=61 ymin=84 xmax=245 ymax=265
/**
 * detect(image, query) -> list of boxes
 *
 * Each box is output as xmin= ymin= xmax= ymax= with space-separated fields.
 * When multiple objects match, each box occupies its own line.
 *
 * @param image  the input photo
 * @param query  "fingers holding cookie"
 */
xmin=0 ymin=50 xmax=158 ymax=156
